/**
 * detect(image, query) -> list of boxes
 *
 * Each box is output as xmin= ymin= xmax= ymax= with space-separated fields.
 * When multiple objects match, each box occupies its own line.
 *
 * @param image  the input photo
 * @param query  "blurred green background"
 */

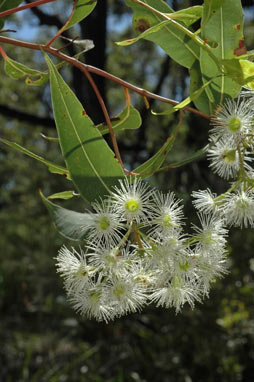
xmin=0 ymin=1 xmax=253 ymax=381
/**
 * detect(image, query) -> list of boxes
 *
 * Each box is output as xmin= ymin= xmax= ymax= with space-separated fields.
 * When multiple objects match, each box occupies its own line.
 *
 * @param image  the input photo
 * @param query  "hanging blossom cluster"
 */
xmin=193 ymin=90 xmax=254 ymax=228
xmin=56 ymin=178 xmax=229 ymax=323
xmin=56 ymin=91 xmax=254 ymax=323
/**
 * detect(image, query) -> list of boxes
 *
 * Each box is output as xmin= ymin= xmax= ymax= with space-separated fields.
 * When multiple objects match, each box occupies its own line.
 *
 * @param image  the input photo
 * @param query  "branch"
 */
xmin=0 ymin=0 xmax=57 ymax=18
xmin=24 ymin=0 xmax=76 ymax=57
xmin=0 ymin=36 xmax=210 ymax=120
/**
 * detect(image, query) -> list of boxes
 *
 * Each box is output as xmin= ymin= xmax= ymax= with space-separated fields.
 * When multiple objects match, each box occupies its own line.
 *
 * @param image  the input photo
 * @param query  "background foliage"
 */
xmin=0 ymin=0 xmax=254 ymax=381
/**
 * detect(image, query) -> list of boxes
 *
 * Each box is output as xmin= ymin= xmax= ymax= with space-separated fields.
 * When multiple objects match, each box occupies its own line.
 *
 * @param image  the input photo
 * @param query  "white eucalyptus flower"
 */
xmin=55 ymin=246 xmax=95 ymax=293
xmin=111 ymin=177 xmax=154 ymax=223
xmin=149 ymin=277 xmax=202 ymax=313
xmin=69 ymin=282 xmax=115 ymax=323
xmin=192 ymin=188 xmax=219 ymax=215
xmin=148 ymin=191 xmax=184 ymax=238
xmin=104 ymin=275 xmax=148 ymax=316
xmin=210 ymin=97 xmax=253 ymax=143
xmin=223 ymin=188 xmax=254 ymax=228
xmin=207 ymin=137 xmax=242 ymax=180
xmin=87 ymin=244 xmax=131 ymax=275
xmin=191 ymin=214 xmax=228 ymax=255
xmin=84 ymin=199 xmax=122 ymax=246
xmin=192 ymin=249 xmax=229 ymax=297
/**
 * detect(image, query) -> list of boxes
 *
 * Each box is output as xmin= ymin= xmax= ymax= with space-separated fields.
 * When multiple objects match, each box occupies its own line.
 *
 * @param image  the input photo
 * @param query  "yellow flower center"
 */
xmin=163 ymin=215 xmax=172 ymax=227
xmin=98 ymin=216 xmax=110 ymax=230
xmin=125 ymin=199 xmax=139 ymax=213
xmin=222 ymin=149 xmax=236 ymax=163
xmin=228 ymin=117 xmax=241 ymax=132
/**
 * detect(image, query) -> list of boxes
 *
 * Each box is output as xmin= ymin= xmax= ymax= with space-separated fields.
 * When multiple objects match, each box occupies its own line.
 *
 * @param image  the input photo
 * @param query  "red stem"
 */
xmin=0 ymin=45 xmax=7 ymax=59
xmin=80 ymin=66 xmax=124 ymax=170
xmin=0 ymin=0 xmax=57 ymax=19
xmin=0 ymin=36 xmax=210 ymax=121
xmin=46 ymin=0 xmax=77 ymax=47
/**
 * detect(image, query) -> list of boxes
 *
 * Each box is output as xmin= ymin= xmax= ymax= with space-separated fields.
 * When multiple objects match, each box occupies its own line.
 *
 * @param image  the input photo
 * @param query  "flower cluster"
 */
xmin=193 ymin=91 xmax=254 ymax=228
xmin=56 ymin=178 xmax=229 ymax=323
xmin=56 ymin=91 xmax=254 ymax=323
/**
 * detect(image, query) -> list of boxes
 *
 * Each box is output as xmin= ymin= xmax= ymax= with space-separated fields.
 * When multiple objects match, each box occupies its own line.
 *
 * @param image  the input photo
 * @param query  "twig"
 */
xmin=79 ymin=65 xmax=124 ymax=170
xmin=46 ymin=0 xmax=77 ymax=47
xmin=0 ymin=0 xmax=57 ymax=18
xmin=0 ymin=36 xmax=211 ymax=120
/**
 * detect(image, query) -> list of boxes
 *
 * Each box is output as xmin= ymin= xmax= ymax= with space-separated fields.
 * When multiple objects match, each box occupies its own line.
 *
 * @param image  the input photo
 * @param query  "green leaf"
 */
xmin=134 ymin=123 xmax=180 ymax=177
xmin=44 ymin=53 xmax=124 ymax=203
xmin=0 ymin=0 xmax=23 ymax=11
xmin=63 ymin=0 xmax=97 ymax=31
xmin=125 ymin=0 xmax=199 ymax=69
xmin=189 ymin=61 xmax=212 ymax=115
xmin=151 ymin=77 xmax=213 ymax=116
xmin=200 ymin=0 xmax=243 ymax=108
xmin=40 ymin=191 xmax=91 ymax=241
xmin=117 ymin=20 xmax=172 ymax=47
xmin=96 ymin=105 xmax=141 ymax=135
xmin=47 ymin=191 xmax=77 ymax=200
xmin=164 ymin=6 xmax=203 ymax=27
xmin=3 ymin=55 xmax=49 ymax=85
xmin=0 ymin=138 xmax=70 ymax=178
xmin=239 ymin=60 xmax=254 ymax=89
xmin=159 ymin=143 xmax=211 ymax=171
xmin=0 ymin=0 xmax=23 ymax=29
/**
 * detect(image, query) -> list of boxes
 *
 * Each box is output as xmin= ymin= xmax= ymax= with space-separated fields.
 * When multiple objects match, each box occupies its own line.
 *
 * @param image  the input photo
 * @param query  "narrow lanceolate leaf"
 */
xmin=40 ymin=191 xmax=92 ymax=241
xmin=151 ymin=77 xmax=213 ymax=116
xmin=125 ymin=0 xmax=199 ymax=69
xmin=44 ymin=53 xmax=124 ymax=203
xmin=63 ymin=0 xmax=97 ymax=31
xmin=134 ymin=123 xmax=180 ymax=177
xmin=117 ymin=20 xmax=172 ymax=47
xmin=3 ymin=56 xmax=49 ymax=85
xmin=200 ymin=0 xmax=243 ymax=110
xmin=160 ymin=143 xmax=211 ymax=171
xmin=0 ymin=138 xmax=70 ymax=179
xmin=47 ymin=191 xmax=77 ymax=200
xmin=164 ymin=6 xmax=203 ymax=27
xmin=96 ymin=105 xmax=141 ymax=135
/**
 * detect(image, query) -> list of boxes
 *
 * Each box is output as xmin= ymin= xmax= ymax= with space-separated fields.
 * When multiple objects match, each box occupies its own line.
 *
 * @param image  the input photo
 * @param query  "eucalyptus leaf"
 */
xmin=200 ymin=0 xmax=243 ymax=108
xmin=164 ymin=6 xmax=203 ymax=27
xmin=48 ymin=191 xmax=77 ymax=200
xmin=134 ymin=123 xmax=180 ymax=177
xmin=44 ymin=53 xmax=124 ymax=203
xmin=125 ymin=0 xmax=199 ymax=69
xmin=0 ymin=0 xmax=23 ymax=10
xmin=96 ymin=105 xmax=141 ymax=135
xmin=151 ymin=77 xmax=213 ymax=116
xmin=40 ymin=191 xmax=92 ymax=241
xmin=239 ymin=60 xmax=254 ymax=89
xmin=159 ymin=143 xmax=212 ymax=172
xmin=0 ymin=138 xmax=70 ymax=179
xmin=4 ymin=55 xmax=49 ymax=85
xmin=63 ymin=0 xmax=97 ymax=31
